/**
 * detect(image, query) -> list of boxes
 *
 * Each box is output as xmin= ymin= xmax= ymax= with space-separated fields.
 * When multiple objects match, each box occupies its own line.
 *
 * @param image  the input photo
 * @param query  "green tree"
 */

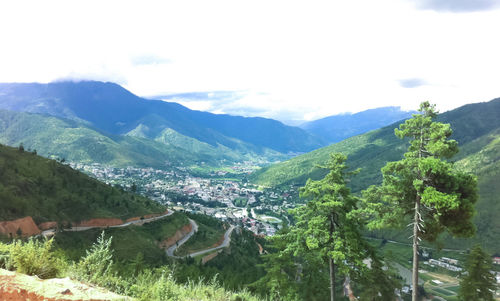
xmin=287 ymin=153 xmax=367 ymax=301
xmin=74 ymin=231 xmax=114 ymax=283
xmin=251 ymin=226 xmax=300 ymax=300
xmin=362 ymin=102 xmax=478 ymax=301
xmin=458 ymin=245 xmax=496 ymax=301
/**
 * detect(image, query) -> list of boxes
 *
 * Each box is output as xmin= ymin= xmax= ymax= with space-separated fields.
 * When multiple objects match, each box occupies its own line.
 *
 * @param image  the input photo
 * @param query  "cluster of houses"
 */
xmin=69 ymin=161 xmax=296 ymax=237
xmin=425 ymin=257 xmax=462 ymax=272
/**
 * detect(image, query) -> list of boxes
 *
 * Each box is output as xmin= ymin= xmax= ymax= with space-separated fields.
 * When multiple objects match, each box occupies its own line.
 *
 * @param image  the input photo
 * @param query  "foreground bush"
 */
xmin=1 ymin=237 xmax=65 ymax=279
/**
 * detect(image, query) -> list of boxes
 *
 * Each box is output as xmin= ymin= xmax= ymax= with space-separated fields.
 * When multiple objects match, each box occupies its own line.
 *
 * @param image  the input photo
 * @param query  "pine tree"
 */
xmin=362 ymin=102 xmax=478 ymax=301
xmin=288 ymin=153 xmax=367 ymax=301
xmin=459 ymin=245 xmax=496 ymax=301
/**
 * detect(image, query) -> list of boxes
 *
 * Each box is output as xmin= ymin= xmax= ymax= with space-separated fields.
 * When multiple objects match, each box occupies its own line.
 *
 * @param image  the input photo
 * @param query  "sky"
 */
xmin=1 ymin=0 xmax=500 ymax=124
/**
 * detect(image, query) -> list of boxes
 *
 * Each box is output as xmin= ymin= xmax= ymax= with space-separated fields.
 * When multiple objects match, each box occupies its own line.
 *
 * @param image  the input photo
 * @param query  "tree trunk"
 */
xmin=329 ymin=257 xmax=335 ymax=301
xmin=412 ymin=195 xmax=420 ymax=301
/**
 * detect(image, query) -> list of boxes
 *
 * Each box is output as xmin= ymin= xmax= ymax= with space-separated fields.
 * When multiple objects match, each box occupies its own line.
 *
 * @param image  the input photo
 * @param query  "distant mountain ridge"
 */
xmin=300 ymin=106 xmax=416 ymax=144
xmin=0 ymin=81 xmax=324 ymax=154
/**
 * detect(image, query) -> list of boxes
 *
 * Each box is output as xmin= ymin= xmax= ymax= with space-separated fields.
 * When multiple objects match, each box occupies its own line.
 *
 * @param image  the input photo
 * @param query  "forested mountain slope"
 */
xmin=0 ymin=110 xmax=286 ymax=168
xmin=0 ymin=143 xmax=164 ymax=224
xmin=0 ymin=81 xmax=324 ymax=154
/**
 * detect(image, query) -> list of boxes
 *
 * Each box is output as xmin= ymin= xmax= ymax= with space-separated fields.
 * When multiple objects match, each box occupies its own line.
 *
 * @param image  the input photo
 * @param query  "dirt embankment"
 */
xmin=0 ymin=210 xmax=169 ymax=236
xmin=125 ymin=210 xmax=167 ymax=223
xmin=38 ymin=221 xmax=58 ymax=231
xmin=0 ymin=269 xmax=131 ymax=301
xmin=159 ymin=223 xmax=193 ymax=249
xmin=201 ymin=250 xmax=222 ymax=265
xmin=0 ymin=217 xmax=41 ymax=237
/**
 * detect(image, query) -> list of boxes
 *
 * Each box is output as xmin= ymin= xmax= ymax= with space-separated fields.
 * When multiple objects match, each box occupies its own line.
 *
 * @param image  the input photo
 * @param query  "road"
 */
xmin=166 ymin=218 xmax=198 ymax=257
xmin=41 ymin=210 xmax=175 ymax=237
xmin=187 ymin=225 xmax=235 ymax=258
xmin=166 ymin=224 xmax=236 ymax=258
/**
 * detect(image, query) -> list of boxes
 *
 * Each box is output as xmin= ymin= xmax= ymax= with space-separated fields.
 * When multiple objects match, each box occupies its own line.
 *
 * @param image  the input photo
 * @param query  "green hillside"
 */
xmin=0 ymin=142 xmax=164 ymax=224
xmin=0 ymin=110 xmax=287 ymax=169
xmin=250 ymin=98 xmax=500 ymax=252
xmin=250 ymin=98 xmax=500 ymax=188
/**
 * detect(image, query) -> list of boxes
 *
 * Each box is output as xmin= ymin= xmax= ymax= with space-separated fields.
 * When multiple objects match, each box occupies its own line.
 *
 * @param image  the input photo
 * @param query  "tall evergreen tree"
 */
xmin=458 ymin=245 xmax=496 ymax=301
xmin=362 ymin=102 xmax=478 ymax=301
xmin=287 ymin=153 xmax=367 ymax=301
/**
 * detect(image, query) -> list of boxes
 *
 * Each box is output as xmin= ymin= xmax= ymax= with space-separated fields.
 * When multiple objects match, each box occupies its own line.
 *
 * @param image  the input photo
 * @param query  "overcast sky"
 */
xmin=1 ymin=0 xmax=500 ymax=123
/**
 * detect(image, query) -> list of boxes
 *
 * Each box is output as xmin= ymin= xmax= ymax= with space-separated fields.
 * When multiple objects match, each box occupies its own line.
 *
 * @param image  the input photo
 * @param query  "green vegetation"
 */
xmin=292 ymin=153 xmax=368 ymax=300
xmin=175 ymin=213 xmax=226 ymax=256
xmin=175 ymin=228 xmax=267 ymax=292
xmin=254 ymin=155 xmax=401 ymax=300
xmin=251 ymin=98 xmax=500 ymax=254
xmin=0 ymin=238 xmax=66 ymax=279
xmin=362 ymin=102 xmax=477 ymax=301
xmin=54 ymin=212 xmax=189 ymax=265
xmin=0 ymin=233 xmax=260 ymax=301
xmin=0 ymin=110 xmax=287 ymax=170
xmin=0 ymin=143 xmax=164 ymax=223
xmin=458 ymin=245 xmax=496 ymax=301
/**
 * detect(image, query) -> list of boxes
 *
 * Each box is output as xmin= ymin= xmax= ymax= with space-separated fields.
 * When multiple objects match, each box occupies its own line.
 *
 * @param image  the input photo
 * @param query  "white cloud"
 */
xmin=0 ymin=0 xmax=499 ymax=121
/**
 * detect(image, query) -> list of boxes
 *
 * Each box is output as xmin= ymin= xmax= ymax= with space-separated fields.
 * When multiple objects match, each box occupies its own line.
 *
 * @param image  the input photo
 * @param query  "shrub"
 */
xmin=73 ymin=231 xmax=114 ymax=283
xmin=8 ymin=237 xmax=64 ymax=278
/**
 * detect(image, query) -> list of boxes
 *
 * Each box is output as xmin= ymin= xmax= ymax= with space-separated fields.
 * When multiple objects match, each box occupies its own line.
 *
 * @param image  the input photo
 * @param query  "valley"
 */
xmin=1 ymin=82 xmax=499 ymax=300
xmin=68 ymin=160 xmax=295 ymax=237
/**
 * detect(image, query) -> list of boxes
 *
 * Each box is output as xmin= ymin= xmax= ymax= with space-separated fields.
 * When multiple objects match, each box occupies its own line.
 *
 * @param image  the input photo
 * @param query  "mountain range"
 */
xmin=0 ymin=81 xmax=323 ymax=153
xmin=0 ymin=81 xmax=325 ymax=167
xmin=299 ymin=106 xmax=416 ymax=144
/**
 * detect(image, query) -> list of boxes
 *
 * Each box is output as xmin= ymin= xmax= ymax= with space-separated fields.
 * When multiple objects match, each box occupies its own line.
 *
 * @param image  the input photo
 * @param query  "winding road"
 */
xmin=166 ymin=218 xmax=198 ymax=257
xmin=166 ymin=224 xmax=236 ymax=258
xmin=41 ymin=210 xmax=175 ymax=237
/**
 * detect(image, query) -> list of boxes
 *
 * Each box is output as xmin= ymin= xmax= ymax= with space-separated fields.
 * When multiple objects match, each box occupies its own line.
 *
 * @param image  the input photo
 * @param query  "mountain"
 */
xmin=0 ymin=109 xmax=287 ymax=169
xmin=300 ymin=106 xmax=416 ymax=144
xmin=0 ymin=143 xmax=165 ymax=225
xmin=250 ymin=98 xmax=500 ymax=252
xmin=0 ymin=81 xmax=324 ymax=154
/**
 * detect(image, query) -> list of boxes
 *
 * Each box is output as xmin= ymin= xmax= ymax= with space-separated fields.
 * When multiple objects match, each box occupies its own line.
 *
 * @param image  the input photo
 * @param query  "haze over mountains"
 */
xmin=300 ymin=106 xmax=417 ymax=144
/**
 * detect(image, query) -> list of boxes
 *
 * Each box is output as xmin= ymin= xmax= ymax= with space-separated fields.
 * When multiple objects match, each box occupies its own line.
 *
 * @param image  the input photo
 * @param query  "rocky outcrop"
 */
xmin=0 ymin=217 xmax=40 ymax=237
xmin=159 ymin=223 xmax=192 ymax=249
xmin=0 ymin=269 xmax=132 ymax=300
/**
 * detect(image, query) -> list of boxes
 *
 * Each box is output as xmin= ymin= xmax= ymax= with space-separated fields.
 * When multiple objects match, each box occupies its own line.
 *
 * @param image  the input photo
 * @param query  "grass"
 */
xmin=0 ymin=230 xmax=263 ymax=301
xmin=54 ymin=212 xmax=189 ymax=265
xmin=175 ymin=215 xmax=226 ymax=256
xmin=0 ymin=143 xmax=165 ymax=223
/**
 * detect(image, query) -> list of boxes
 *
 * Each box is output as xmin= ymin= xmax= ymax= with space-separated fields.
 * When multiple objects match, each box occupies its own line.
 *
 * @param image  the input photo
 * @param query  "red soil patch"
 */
xmin=1 ymin=210 xmax=169 ymax=237
xmin=159 ymin=223 xmax=192 ymax=249
xmin=38 ymin=221 xmax=58 ymax=231
xmin=75 ymin=218 xmax=123 ymax=227
xmin=125 ymin=210 xmax=167 ymax=223
xmin=0 ymin=217 xmax=40 ymax=237
xmin=201 ymin=250 xmax=222 ymax=265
